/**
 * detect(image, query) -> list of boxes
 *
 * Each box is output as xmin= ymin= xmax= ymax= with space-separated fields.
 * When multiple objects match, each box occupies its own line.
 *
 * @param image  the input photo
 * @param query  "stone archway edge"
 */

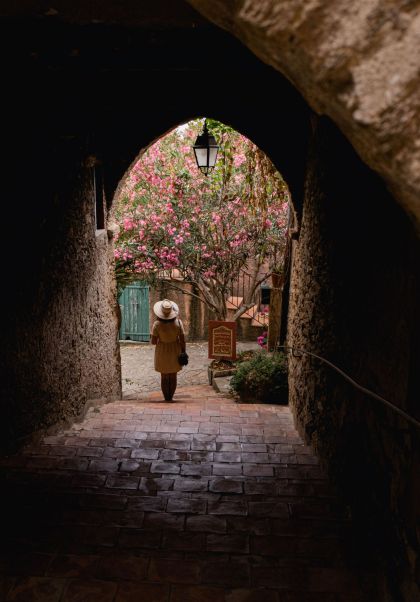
xmin=187 ymin=0 xmax=420 ymax=230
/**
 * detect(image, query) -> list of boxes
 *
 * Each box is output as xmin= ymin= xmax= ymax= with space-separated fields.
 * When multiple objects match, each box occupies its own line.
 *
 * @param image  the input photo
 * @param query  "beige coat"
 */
xmin=152 ymin=319 xmax=185 ymax=373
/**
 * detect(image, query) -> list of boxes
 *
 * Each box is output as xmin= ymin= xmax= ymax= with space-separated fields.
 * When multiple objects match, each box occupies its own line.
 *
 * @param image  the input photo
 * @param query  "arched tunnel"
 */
xmin=0 ymin=1 xmax=419 ymax=600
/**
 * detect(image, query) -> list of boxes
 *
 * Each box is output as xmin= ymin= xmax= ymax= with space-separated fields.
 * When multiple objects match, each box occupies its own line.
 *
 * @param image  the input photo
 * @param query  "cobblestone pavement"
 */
xmin=121 ymin=341 xmax=259 ymax=399
xmin=1 ymin=385 xmax=380 ymax=601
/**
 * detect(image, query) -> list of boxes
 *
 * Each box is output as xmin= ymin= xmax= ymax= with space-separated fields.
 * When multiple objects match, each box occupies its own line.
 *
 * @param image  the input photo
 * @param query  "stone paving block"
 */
xmin=209 ymin=478 xmax=243 ymax=494
xmin=61 ymin=579 xmax=118 ymax=601
xmin=241 ymin=452 xmax=270 ymax=464
xmin=191 ymin=439 xmax=217 ymax=451
xmin=178 ymin=426 xmax=199 ymax=434
xmin=216 ymin=442 xmax=241 ymax=452
xmin=68 ymin=525 xmax=120 ymax=548
xmin=76 ymin=446 xmax=104 ymax=457
xmin=131 ymin=431 xmax=149 ymax=439
xmin=131 ymin=448 xmax=159 ymax=460
xmin=248 ymin=500 xmax=290 ymax=518
xmin=159 ymin=449 xmax=189 ymax=462
xmin=212 ymin=463 xmax=243 ymax=476
xmin=148 ymin=558 xmax=201 ymax=583
xmin=244 ymin=481 xmax=278 ymax=496
xmin=181 ymin=463 xmax=213 ymax=476
xmin=6 ymin=577 xmax=65 ymax=602
xmin=251 ymin=535 xmax=297 ymax=557
xmin=241 ymin=444 xmax=269 ymax=453
xmin=141 ymin=439 xmax=166 ymax=448
xmin=213 ymin=452 xmax=242 ymax=463
xmin=94 ymin=553 xmax=149 ymax=581
xmin=143 ymin=512 xmax=185 ymax=531
xmin=198 ymin=424 xmax=220 ymax=434
xmin=206 ymin=533 xmax=249 ymax=554
xmin=150 ymin=462 xmax=181 ymax=474
xmin=105 ymin=475 xmax=140 ymax=490
xmin=225 ymin=588 xmax=280 ymax=602
xmin=242 ymin=464 xmax=274 ymax=477
xmin=251 ymin=565 xmax=307 ymax=589
xmin=128 ymin=496 xmax=166 ymax=512
xmin=166 ymin=440 xmax=191 ymax=450
xmin=139 ymin=477 xmax=174 ymax=494
xmin=115 ymin=581 xmax=169 ymax=602
xmin=155 ymin=424 xmax=179 ymax=433
xmin=102 ymin=447 xmax=132 ymax=459
xmin=88 ymin=459 xmax=119 ymax=472
xmin=113 ymin=439 xmax=141 ymax=448
xmin=119 ymin=460 xmax=152 ymax=474
xmin=186 ymin=515 xmax=227 ymax=533
xmin=167 ymin=498 xmax=207 ymax=514
xmin=201 ymin=561 xmax=250 ymax=587
xmin=219 ymin=425 xmax=242 ymax=436
xmin=216 ymin=435 xmax=240 ymax=443
xmin=118 ymin=528 xmax=162 ymax=549
xmin=44 ymin=436 xmax=68 ymax=445
xmin=48 ymin=445 xmax=78 ymax=457
xmin=239 ymin=435 xmax=264 ymax=444
xmin=208 ymin=500 xmax=248 ymax=516
xmin=162 ymin=532 xmax=205 ymax=551
xmin=173 ymin=478 xmax=209 ymax=492
xmin=227 ymin=516 xmax=270 ymax=535
xmin=46 ymin=554 xmax=98 ymax=577
xmin=170 ymin=584 xmax=225 ymax=602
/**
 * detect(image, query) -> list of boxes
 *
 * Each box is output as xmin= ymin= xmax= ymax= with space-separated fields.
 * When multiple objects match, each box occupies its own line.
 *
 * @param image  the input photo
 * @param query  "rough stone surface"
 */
xmin=1 ymin=158 xmax=121 ymax=452
xmin=287 ymin=117 xmax=420 ymax=601
xmin=0 ymin=385 xmax=382 ymax=600
xmin=188 ymin=0 xmax=420 ymax=228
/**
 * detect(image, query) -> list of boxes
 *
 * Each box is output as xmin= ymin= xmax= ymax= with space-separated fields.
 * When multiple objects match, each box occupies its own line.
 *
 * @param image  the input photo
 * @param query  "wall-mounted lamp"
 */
xmin=192 ymin=119 xmax=219 ymax=176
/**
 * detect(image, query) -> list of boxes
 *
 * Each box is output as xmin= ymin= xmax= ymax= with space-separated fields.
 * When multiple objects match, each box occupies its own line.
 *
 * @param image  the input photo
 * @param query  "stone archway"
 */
xmin=0 ymin=3 xmax=419 ymax=599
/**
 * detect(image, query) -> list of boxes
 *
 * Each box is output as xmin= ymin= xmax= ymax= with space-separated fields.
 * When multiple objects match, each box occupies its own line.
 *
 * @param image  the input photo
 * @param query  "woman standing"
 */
xmin=151 ymin=299 xmax=186 ymax=401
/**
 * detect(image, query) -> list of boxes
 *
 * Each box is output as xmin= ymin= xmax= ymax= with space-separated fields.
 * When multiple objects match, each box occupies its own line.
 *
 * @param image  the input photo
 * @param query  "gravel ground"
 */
xmin=120 ymin=340 xmax=259 ymax=399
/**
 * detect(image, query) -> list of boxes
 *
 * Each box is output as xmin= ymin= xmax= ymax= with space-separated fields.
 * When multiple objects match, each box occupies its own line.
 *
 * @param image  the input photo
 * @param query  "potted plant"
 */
xmin=229 ymin=351 xmax=288 ymax=404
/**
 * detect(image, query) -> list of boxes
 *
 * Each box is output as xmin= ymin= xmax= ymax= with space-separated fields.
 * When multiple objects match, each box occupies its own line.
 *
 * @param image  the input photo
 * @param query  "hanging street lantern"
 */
xmin=192 ymin=119 xmax=219 ymax=175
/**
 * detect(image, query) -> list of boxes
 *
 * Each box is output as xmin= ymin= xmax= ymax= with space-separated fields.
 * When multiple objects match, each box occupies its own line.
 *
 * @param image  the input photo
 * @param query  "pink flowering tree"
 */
xmin=113 ymin=119 xmax=289 ymax=321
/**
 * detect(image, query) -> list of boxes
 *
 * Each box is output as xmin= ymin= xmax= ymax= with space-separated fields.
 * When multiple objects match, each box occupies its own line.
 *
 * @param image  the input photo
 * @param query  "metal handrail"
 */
xmin=279 ymin=345 xmax=420 ymax=430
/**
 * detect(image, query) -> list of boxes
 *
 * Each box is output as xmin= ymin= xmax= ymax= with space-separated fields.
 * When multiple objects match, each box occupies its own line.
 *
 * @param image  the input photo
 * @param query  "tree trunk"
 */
xmin=268 ymin=273 xmax=283 ymax=351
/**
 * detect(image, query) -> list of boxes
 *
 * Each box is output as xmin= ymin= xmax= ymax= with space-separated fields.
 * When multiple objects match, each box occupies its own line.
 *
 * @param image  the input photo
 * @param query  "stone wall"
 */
xmin=188 ymin=0 xmax=420 ymax=228
xmin=287 ymin=117 xmax=420 ymax=601
xmin=1 ymin=138 xmax=121 ymax=453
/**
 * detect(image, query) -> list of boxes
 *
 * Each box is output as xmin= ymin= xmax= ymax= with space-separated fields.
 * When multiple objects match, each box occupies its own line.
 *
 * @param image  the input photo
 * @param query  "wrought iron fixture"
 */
xmin=192 ymin=119 xmax=219 ymax=175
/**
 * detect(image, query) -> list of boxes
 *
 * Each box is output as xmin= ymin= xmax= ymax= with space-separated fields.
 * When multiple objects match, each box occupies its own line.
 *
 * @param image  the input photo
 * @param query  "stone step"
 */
xmin=1 ymin=385 xmax=381 ymax=600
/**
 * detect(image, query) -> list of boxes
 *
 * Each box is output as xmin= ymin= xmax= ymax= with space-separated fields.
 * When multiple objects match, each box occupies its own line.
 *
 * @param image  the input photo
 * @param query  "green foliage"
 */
xmin=230 ymin=352 xmax=288 ymax=404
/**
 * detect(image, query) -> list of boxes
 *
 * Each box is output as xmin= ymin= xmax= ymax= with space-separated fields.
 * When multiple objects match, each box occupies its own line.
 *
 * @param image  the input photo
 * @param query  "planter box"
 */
xmin=208 ymin=366 xmax=236 ymax=385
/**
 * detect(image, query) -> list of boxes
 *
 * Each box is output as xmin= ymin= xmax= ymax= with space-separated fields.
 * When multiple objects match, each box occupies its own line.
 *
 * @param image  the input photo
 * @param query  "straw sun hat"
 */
xmin=153 ymin=299 xmax=179 ymax=320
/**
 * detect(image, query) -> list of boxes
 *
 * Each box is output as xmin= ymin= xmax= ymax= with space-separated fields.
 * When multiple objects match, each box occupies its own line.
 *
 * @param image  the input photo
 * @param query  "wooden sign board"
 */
xmin=208 ymin=320 xmax=237 ymax=360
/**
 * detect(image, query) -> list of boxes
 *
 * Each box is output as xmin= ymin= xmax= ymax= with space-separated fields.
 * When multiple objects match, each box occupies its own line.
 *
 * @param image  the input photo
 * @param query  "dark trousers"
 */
xmin=161 ymin=373 xmax=177 ymax=401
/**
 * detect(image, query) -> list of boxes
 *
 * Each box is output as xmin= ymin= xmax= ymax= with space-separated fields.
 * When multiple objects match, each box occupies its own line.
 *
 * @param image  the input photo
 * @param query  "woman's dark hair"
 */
xmin=157 ymin=316 xmax=177 ymax=323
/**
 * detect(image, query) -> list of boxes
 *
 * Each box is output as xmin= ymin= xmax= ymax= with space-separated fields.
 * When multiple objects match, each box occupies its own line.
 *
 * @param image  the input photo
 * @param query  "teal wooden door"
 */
xmin=118 ymin=282 xmax=150 ymax=342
